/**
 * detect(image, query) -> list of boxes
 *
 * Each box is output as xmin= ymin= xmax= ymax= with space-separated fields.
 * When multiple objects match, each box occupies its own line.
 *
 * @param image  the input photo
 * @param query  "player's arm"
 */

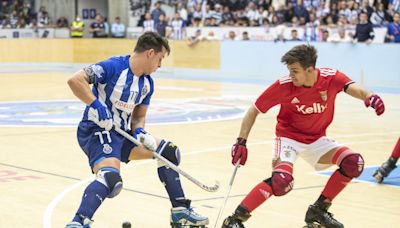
xmin=131 ymin=105 xmax=158 ymax=150
xmin=345 ymin=82 xmax=385 ymax=116
xmin=131 ymin=105 xmax=148 ymax=131
xmin=67 ymin=69 xmax=96 ymax=105
xmin=344 ymin=82 xmax=371 ymax=101
xmin=238 ymin=105 xmax=260 ymax=139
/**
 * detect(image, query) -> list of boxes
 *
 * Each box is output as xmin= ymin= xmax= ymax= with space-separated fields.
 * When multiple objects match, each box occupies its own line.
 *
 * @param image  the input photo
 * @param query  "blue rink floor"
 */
xmin=317 ymin=166 xmax=400 ymax=188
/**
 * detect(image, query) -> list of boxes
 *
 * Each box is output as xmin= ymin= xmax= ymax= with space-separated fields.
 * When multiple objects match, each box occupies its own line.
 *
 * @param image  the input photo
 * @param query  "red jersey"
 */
xmin=254 ymin=68 xmax=353 ymax=144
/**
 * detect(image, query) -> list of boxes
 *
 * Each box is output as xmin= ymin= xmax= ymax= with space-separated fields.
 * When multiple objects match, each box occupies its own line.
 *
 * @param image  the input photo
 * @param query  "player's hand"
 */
xmin=364 ymin=94 xmax=385 ymax=116
xmin=89 ymin=99 xmax=113 ymax=131
xmin=135 ymin=128 xmax=157 ymax=151
xmin=231 ymin=137 xmax=247 ymax=166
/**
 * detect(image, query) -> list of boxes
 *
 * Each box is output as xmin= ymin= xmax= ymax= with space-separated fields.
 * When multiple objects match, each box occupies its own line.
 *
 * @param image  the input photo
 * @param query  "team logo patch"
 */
xmin=103 ymin=144 xmax=113 ymax=154
xmin=319 ymin=90 xmax=328 ymax=101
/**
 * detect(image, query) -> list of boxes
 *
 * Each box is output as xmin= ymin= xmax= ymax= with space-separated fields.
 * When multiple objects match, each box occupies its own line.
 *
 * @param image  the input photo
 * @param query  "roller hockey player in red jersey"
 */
xmin=222 ymin=44 xmax=385 ymax=228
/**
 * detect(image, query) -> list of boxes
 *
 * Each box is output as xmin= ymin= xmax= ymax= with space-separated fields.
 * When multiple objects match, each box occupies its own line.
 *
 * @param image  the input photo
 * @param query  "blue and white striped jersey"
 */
xmin=82 ymin=55 xmax=154 ymax=132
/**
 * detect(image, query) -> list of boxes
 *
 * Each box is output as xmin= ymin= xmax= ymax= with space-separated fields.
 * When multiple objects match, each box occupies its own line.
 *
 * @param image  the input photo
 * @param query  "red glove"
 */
xmin=231 ymin=137 xmax=247 ymax=166
xmin=364 ymin=94 xmax=385 ymax=116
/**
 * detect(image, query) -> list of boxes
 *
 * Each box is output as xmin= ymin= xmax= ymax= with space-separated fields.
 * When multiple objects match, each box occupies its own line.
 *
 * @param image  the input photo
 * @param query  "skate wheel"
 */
xmin=303 ymin=223 xmax=323 ymax=228
xmin=373 ymin=172 xmax=384 ymax=183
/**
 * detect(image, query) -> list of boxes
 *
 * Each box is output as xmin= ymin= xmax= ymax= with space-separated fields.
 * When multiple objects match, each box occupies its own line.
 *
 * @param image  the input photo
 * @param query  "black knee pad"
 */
xmin=96 ymin=167 xmax=123 ymax=198
xmin=339 ymin=153 xmax=364 ymax=178
xmin=264 ymin=172 xmax=294 ymax=196
xmin=155 ymin=140 xmax=181 ymax=165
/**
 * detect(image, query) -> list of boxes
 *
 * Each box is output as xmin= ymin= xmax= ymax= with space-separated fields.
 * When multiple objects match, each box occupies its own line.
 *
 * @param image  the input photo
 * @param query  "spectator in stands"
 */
xmin=143 ymin=12 xmax=155 ymax=32
xmin=289 ymin=29 xmax=302 ymax=41
xmin=294 ymin=0 xmax=310 ymax=23
xmin=187 ymin=29 xmax=203 ymax=46
xmin=321 ymin=29 xmax=329 ymax=42
xmin=177 ymin=2 xmax=188 ymax=23
xmin=213 ymin=4 xmax=223 ymax=25
xmin=38 ymin=10 xmax=51 ymax=28
xmin=155 ymin=14 xmax=168 ymax=37
xmin=111 ymin=16 xmax=126 ymax=38
xmin=221 ymin=5 xmax=234 ymax=25
xmin=353 ymin=11 xmax=374 ymax=43
xmin=9 ymin=10 xmax=18 ymax=28
xmin=57 ymin=16 xmax=69 ymax=28
xmin=370 ymin=3 xmax=390 ymax=26
xmin=89 ymin=14 xmax=107 ymax=38
xmin=385 ymin=12 xmax=400 ymax=42
xmin=151 ymin=1 xmax=165 ymax=24
xmin=192 ymin=16 xmax=203 ymax=27
xmin=171 ymin=12 xmax=186 ymax=40
xmin=328 ymin=27 xmax=352 ymax=42
xmin=0 ymin=0 xmax=11 ymax=21
xmin=242 ymin=31 xmax=250 ymax=40
xmin=205 ymin=30 xmax=220 ymax=40
xmin=338 ymin=0 xmax=351 ymax=22
xmin=17 ymin=17 xmax=26 ymax=28
xmin=361 ymin=0 xmax=374 ymax=19
xmin=70 ymin=15 xmax=84 ymax=38
xmin=227 ymin=30 xmax=237 ymax=40
xmin=390 ymin=0 xmax=400 ymax=14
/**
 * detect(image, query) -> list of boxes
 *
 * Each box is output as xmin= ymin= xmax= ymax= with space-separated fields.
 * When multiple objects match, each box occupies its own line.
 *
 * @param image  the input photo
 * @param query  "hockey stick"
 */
xmin=213 ymin=158 xmax=241 ymax=228
xmin=114 ymin=126 xmax=220 ymax=192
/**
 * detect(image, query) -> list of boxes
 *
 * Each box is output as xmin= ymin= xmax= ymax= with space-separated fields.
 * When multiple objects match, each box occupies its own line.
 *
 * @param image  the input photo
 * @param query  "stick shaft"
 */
xmin=114 ymin=126 xmax=219 ymax=192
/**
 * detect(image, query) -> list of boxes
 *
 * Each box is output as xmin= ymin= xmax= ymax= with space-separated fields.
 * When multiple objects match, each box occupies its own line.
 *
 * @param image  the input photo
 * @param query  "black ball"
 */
xmin=122 ymin=221 xmax=131 ymax=228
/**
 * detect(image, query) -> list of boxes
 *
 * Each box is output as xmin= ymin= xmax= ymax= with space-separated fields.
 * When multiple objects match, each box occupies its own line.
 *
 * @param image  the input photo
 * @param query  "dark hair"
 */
xmin=281 ymin=44 xmax=317 ymax=69
xmin=134 ymin=31 xmax=170 ymax=55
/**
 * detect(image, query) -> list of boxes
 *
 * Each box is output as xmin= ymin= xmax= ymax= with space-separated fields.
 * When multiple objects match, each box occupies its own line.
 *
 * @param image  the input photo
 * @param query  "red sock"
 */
xmin=241 ymin=181 xmax=273 ymax=212
xmin=321 ymin=170 xmax=352 ymax=202
xmin=391 ymin=138 xmax=400 ymax=159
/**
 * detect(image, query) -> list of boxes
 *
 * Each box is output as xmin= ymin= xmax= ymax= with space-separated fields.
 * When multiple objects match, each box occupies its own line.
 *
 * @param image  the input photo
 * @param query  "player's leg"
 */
xmin=222 ymin=137 xmax=297 ymax=227
xmin=304 ymin=138 xmax=363 ymax=228
xmin=125 ymin=139 xmax=208 ymax=227
xmin=66 ymin=124 xmax=125 ymax=228
xmin=373 ymin=137 xmax=400 ymax=183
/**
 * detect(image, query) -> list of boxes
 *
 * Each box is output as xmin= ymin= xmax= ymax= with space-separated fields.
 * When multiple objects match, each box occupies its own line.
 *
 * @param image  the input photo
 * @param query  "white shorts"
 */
xmin=272 ymin=136 xmax=342 ymax=170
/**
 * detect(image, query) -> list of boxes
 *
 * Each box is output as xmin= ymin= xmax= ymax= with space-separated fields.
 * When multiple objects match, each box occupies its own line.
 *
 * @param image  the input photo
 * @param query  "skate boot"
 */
xmin=170 ymin=207 xmax=209 ymax=228
xmin=373 ymin=157 xmax=397 ymax=183
xmin=65 ymin=215 xmax=93 ymax=228
xmin=221 ymin=204 xmax=250 ymax=228
xmin=304 ymin=202 xmax=343 ymax=228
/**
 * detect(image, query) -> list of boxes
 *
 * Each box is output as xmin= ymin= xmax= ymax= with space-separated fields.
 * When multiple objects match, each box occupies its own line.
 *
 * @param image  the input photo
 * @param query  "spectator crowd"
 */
xmin=139 ymin=0 xmax=400 ymax=43
xmin=0 ymin=0 xmax=398 ymax=42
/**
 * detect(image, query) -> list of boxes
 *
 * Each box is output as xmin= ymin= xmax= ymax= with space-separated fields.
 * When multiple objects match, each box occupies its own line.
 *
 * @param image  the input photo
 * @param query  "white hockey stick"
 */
xmin=114 ymin=126 xmax=220 ymax=192
xmin=213 ymin=158 xmax=241 ymax=228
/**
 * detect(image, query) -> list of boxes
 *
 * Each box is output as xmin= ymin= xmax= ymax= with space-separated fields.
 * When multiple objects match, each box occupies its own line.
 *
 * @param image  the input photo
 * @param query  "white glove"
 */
xmin=88 ymin=99 xmax=113 ymax=131
xmin=134 ymin=128 xmax=157 ymax=151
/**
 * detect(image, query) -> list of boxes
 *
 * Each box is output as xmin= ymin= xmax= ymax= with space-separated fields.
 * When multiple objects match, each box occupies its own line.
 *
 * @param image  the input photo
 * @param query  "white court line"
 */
xmin=42 ymin=133 xmax=399 ymax=227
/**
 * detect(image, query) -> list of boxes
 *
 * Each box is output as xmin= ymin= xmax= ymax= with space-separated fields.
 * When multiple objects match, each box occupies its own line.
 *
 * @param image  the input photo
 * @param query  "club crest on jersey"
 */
xmin=103 ymin=144 xmax=113 ymax=154
xmin=319 ymin=90 xmax=328 ymax=101
xmin=141 ymin=85 xmax=148 ymax=96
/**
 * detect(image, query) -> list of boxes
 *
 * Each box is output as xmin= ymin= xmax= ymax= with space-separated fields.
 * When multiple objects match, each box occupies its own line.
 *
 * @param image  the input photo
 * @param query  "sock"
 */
xmin=241 ymin=181 xmax=273 ymax=212
xmin=72 ymin=180 xmax=109 ymax=224
xmin=390 ymin=138 xmax=400 ymax=160
xmin=321 ymin=169 xmax=352 ymax=202
xmin=158 ymin=166 xmax=186 ymax=208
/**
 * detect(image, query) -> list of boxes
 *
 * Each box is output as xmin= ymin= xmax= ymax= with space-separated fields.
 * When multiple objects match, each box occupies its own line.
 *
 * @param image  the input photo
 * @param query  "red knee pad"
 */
xmin=271 ymin=172 xmax=294 ymax=196
xmin=340 ymin=154 xmax=364 ymax=178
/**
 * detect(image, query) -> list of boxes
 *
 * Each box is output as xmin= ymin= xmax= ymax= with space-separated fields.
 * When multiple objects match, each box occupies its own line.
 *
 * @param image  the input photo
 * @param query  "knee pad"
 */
xmin=156 ymin=140 xmax=181 ymax=166
xmin=96 ymin=167 xmax=123 ymax=198
xmin=339 ymin=153 xmax=364 ymax=178
xmin=264 ymin=172 xmax=294 ymax=196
